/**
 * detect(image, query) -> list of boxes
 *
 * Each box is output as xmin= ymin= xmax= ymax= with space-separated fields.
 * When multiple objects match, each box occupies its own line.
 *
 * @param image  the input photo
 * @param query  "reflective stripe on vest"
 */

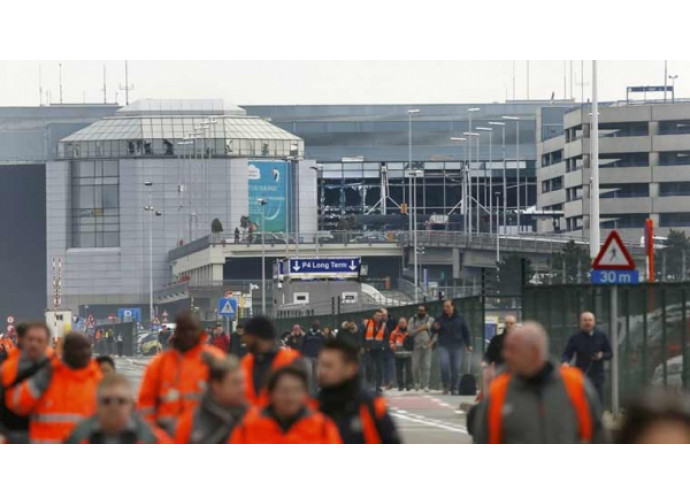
xmin=365 ymin=321 xmax=385 ymax=341
xmin=487 ymin=368 xmax=592 ymax=444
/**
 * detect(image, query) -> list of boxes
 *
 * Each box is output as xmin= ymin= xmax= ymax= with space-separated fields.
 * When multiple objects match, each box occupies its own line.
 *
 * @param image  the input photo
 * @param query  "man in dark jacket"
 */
xmin=229 ymin=323 xmax=247 ymax=357
xmin=562 ymin=311 xmax=612 ymax=402
xmin=302 ymin=320 xmax=325 ymax=394
xmin=382 ymin=309 xmax=396 ymax=389
xmin=481 ymin=314 xmax=517 ymax=398
xmin=361 ymin=309 xmax=390 ymax=393
xmin=318 ymin=338 xmax=400 ymax=444
xmin=433 ymin=300 xmax=472 ymax=395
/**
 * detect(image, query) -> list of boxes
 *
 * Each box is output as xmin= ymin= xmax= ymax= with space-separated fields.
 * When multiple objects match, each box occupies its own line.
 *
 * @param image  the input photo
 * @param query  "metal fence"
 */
xmin=523 ymin=282 xmax=690 ymax=406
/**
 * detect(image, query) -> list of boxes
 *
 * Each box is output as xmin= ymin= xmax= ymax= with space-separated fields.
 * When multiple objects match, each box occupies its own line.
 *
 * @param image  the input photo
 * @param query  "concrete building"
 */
xmin=0 ymin=104 xmax=120 ymax=322
xmin=243 ymin=102 xmax=573 ymax=232
xmin=537 ymin=101 xmax=690 ymax=242
xmin=46 ymin=99 xmax=306 ymax=320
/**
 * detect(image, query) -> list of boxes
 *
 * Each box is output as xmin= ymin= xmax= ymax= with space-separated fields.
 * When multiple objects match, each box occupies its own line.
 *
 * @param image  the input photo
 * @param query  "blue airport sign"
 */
xmin=289 ymin=258 xmax=360 ymax=277
xmin=591 ymin=269 xmax=640 ymax=285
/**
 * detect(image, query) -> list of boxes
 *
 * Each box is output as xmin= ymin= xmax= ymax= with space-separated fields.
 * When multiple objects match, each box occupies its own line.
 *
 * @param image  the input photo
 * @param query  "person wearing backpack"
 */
xmin=390 ymin=318 xmax=414 ymax=391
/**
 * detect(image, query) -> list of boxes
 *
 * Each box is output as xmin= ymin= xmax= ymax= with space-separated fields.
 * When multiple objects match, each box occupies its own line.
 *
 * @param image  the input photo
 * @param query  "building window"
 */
xmin=660 ymin=213 xmax=690 ymax=227
xmin=601 ymin=213 xmax=648 ymax=229
xmin=598 ymin=122 xmax=648 ymax=138
xmin=660 ymin=182 xmax=690 ymax=196
xmin=599 ymin=152 xmax=648 ymax=168
xmin=600 ymin=183 xmax=649 ymax=198
xmin=566 ymin=186 xmax=583 ymax=202
xmin=658 ymin=121 xmax=690 ymax=135
xmin=659 ymin=151 xmax=690 ymax=166
xmin=70 ymin=160 xmax=120 ymax=248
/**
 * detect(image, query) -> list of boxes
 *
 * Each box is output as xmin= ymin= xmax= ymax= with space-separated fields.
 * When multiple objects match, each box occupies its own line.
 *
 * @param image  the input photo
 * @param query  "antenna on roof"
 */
xmin=59 ymin=63 xmax=63 ymax=104
xmin=119 ymin=60 xmax=134 ymax=105
xmin=102 ymin=64 xmax=107 ymax=104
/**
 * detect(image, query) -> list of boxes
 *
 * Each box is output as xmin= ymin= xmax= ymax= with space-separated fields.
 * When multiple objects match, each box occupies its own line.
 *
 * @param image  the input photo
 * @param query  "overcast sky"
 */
xmin=0 ymin=60 xmax=687 ymax=107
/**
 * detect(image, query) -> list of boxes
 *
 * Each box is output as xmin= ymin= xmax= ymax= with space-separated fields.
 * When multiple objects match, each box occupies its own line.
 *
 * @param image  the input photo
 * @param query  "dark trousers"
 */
xmin=591 ymin=379 xmax=605 ymax=406
xmin=384 ymin=347 xmax=395 ymax=385
xmin=438 ymin=344 xmax=463 ymax=392
xmin=395 ymin=356 xmax=413 ymax=390
xmin=364 ymin=348 xmax=385 ymax=391
xmin=117 ymin=341 xmax=124 ymax=357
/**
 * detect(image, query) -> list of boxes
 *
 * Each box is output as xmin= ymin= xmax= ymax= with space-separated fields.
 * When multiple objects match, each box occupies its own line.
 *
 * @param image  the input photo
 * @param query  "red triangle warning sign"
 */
xmin=592 ymin=230 xmax=636 ymax=270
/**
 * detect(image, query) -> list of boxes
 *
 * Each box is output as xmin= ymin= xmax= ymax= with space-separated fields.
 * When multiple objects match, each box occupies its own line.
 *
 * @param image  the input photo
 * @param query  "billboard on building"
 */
xmin=248 ymin=160 xmax=289 ymax=232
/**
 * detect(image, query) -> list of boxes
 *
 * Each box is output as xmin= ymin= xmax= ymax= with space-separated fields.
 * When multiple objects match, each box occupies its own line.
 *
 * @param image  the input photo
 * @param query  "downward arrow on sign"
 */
xmin=349 ymin=260 xmax=358 ymax=271
xmin=292 ymin=262 xmax=301 ymax=271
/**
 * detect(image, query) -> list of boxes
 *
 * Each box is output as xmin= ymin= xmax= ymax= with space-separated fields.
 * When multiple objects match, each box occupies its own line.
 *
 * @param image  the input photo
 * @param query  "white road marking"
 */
xmin=390 ymin=408 xmax=468 ymax=434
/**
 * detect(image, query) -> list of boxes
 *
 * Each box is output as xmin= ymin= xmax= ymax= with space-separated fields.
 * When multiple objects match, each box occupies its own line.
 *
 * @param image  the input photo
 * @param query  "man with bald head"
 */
xmin=471 ymin=321 xmax=604 ymax=443
xmin=562 ymin=311 xmax=612 ymax=402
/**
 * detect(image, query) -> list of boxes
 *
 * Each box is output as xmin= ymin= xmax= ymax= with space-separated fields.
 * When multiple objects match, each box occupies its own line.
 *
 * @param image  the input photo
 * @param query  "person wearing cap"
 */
xmin=241 ymin=316 xmax=302 ymax=407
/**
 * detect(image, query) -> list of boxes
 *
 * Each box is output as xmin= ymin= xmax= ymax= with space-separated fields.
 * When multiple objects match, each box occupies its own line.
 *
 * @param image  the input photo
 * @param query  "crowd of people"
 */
xmin=2 ymin=302 xmax=690 ymax=444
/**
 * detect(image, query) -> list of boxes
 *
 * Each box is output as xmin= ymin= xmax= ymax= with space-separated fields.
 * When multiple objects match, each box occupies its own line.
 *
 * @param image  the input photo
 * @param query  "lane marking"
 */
xmin=390 ymin=408 xmax=469 ymax=434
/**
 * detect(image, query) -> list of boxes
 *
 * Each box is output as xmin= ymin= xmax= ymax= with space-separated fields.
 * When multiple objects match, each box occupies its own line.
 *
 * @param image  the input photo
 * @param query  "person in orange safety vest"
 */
xmin=137 ymin=311 xmax=224 ymax=436
xmin=230 ymin=365 xmax=341 ymax=444
xmin=8 ymin=331 xmax=102 ymax=443
xmin=66 ymin=373 xmax=171 ymax=444
xmin=240 ymin=316 xmax=301 ymax=407
xmin=470 ymin=321 xmax=604 ymax=444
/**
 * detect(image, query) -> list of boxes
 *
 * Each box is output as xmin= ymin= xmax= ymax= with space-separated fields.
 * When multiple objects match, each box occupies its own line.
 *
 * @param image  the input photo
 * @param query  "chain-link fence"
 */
xmin=523 ymin=282 xmax=690 ymax=407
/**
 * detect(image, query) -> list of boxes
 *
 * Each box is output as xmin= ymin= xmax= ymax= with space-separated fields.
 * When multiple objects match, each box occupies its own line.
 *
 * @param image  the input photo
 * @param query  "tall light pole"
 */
xmin=144 ymin=181 xmax=162 ymax=326
xmin=502 ymin=116 xmax=521 ymax=233
xmin=450 ymin=137 xmax=467 ymax=230
xmin=463 ymin=131 xmax=480 ymax=236
xmin=590 ymin=61 xmax=600 ymax=259
xmin=407 ymin=109 xmax=421 ymax=238
xmin=411 ymin=169 xmax=424 ymax=302
xmin=309 ymin=165 xmax=322 ymax=255
xmin=489 ymin=121 xmax=507 ymax=235
xmin=477 ymin=127 xmax=494 ymax=236
xmin=258 ymin=198 xmax=267 ymax=314
xmin=495 ymin=191 xmax=501 ymax=263
xmin=467 ymin=108 xmax=480 ymax=235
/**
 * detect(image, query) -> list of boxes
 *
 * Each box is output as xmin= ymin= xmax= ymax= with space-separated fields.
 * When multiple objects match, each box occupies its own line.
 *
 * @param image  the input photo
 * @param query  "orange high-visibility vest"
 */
xmin=487 ymin=366 xmax=593 ymax=444
xmin=229 ymin=407 xmax=341 ymax=444
xmin=364 ymin=320 xmax=385 ymax=342
xmin=241 ymin=348 xmax=300 ymax=407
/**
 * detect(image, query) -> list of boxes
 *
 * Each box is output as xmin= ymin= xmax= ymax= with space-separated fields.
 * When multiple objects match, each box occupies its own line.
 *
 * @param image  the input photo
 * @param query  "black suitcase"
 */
xmin=459 ymin=356 xmax=477 ymax=396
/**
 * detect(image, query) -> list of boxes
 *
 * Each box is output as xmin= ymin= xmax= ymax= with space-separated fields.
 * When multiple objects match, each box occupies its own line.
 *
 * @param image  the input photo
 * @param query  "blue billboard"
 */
xmin=248 ymin=161 xmax=289 ymax=233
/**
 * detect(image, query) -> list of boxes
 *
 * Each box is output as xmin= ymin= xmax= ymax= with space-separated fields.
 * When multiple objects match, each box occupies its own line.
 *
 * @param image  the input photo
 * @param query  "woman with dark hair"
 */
xmin=616 ymin=390 xmax=690 ymax=444
xmin=230 ymin=365 xmax=341 ymax=444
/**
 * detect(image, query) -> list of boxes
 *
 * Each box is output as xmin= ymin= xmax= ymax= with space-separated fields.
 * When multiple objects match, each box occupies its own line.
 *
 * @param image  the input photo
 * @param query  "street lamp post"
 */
xmin=258 ymin=198 xmax=267 ymax=314
xmin=450 ymin=137 xmax=467 ymax=230
xmin=467 ymin=108 xmax=480 ymax=236
xmin=495 ymin=191 xmax=501 ymax=264
xmin=411 ymin=169 xmax=423 ymax=302
xmin=669 ymin=74 xmax=679 ymax=103
xmin=502 ymin=116 xmax=521 ymax=233
xmin=477 ymin=127 xmax=494 ymax=236
xmin=407 ymin=109 xmax=420 ymax=238
xmin=144 ymin=181 xmax=162 ymax=327
xmin=489 ymin=122 xmax=507 ymax=236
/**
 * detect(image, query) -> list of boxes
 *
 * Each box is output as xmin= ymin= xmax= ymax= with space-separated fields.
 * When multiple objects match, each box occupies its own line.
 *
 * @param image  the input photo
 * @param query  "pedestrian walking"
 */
xmin=390 ymin=317 xmax=413 ymax=391
xmin=481 ymin=314 xmax=517 ymax=398
xmin=137 ymin=311 xmax=225 ymax=435
xmin=317 ymin=338 xmax=400 ymax=443
xmin=362 ymin=309 xmax=390 ymax=393
xmin=175 ymin=355 xmax=248 ymax=443
xmin=229 ymin=323 xmax=247 ymax=357
xmin=283 ymin=324 xmax=304 ymax=350
xmin=302 ymin=320 xmax=325 ymax=394
xmin=9 ymin=332 xmax=102 ymax=443
xmin=211 ymin=325 xmax=230 ymax=353
xmin=433 ymin=300 xmax=472 ymax=395
xmin=322 ymin=326 xmax=335 ymax=340
xmin=382 ymin=309 xmax=396 ymax=390
xmin=240 ymin=316 xmax=302 ymax=407
xmin=471 ymin=321 xmax=604 ymax=444
xmin=230 ymin=365 xmax=341 ymax=444
xmin=116 ymin=332 xmax=124 ymax=357
xmin=408 ymin=305 xmax=435 ymax=392
xmin=338 ymin=321 xmax=361 ymax=351
xmin=561 ymin=312 xmax=612 ymax=403
xmin=0 ymin=322 xmax=52 ymax=444
xmin=158 ymin=326 xmax=172 ymax=350
xmin=66 ymin=374 xmax=171 ymax=444
xmin=234 ymin=227 xmax=240 ymax=244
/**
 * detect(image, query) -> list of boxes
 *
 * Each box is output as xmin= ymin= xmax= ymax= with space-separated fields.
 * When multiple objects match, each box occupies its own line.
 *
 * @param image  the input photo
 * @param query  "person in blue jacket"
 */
xmin=561 ymin=311 xmax=612 ymax=402
xmin=433 ymin=299 xmax=472 ymax=395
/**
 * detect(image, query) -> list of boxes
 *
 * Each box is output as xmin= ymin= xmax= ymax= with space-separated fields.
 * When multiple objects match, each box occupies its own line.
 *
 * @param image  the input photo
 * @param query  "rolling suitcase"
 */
xmin=459 ymin=354 xmax=477 ymax=396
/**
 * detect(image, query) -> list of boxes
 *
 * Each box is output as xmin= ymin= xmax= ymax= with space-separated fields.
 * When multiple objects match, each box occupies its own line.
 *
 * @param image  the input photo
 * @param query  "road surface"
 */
xmin=114 ymin=356 xmax=473 ymax=444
